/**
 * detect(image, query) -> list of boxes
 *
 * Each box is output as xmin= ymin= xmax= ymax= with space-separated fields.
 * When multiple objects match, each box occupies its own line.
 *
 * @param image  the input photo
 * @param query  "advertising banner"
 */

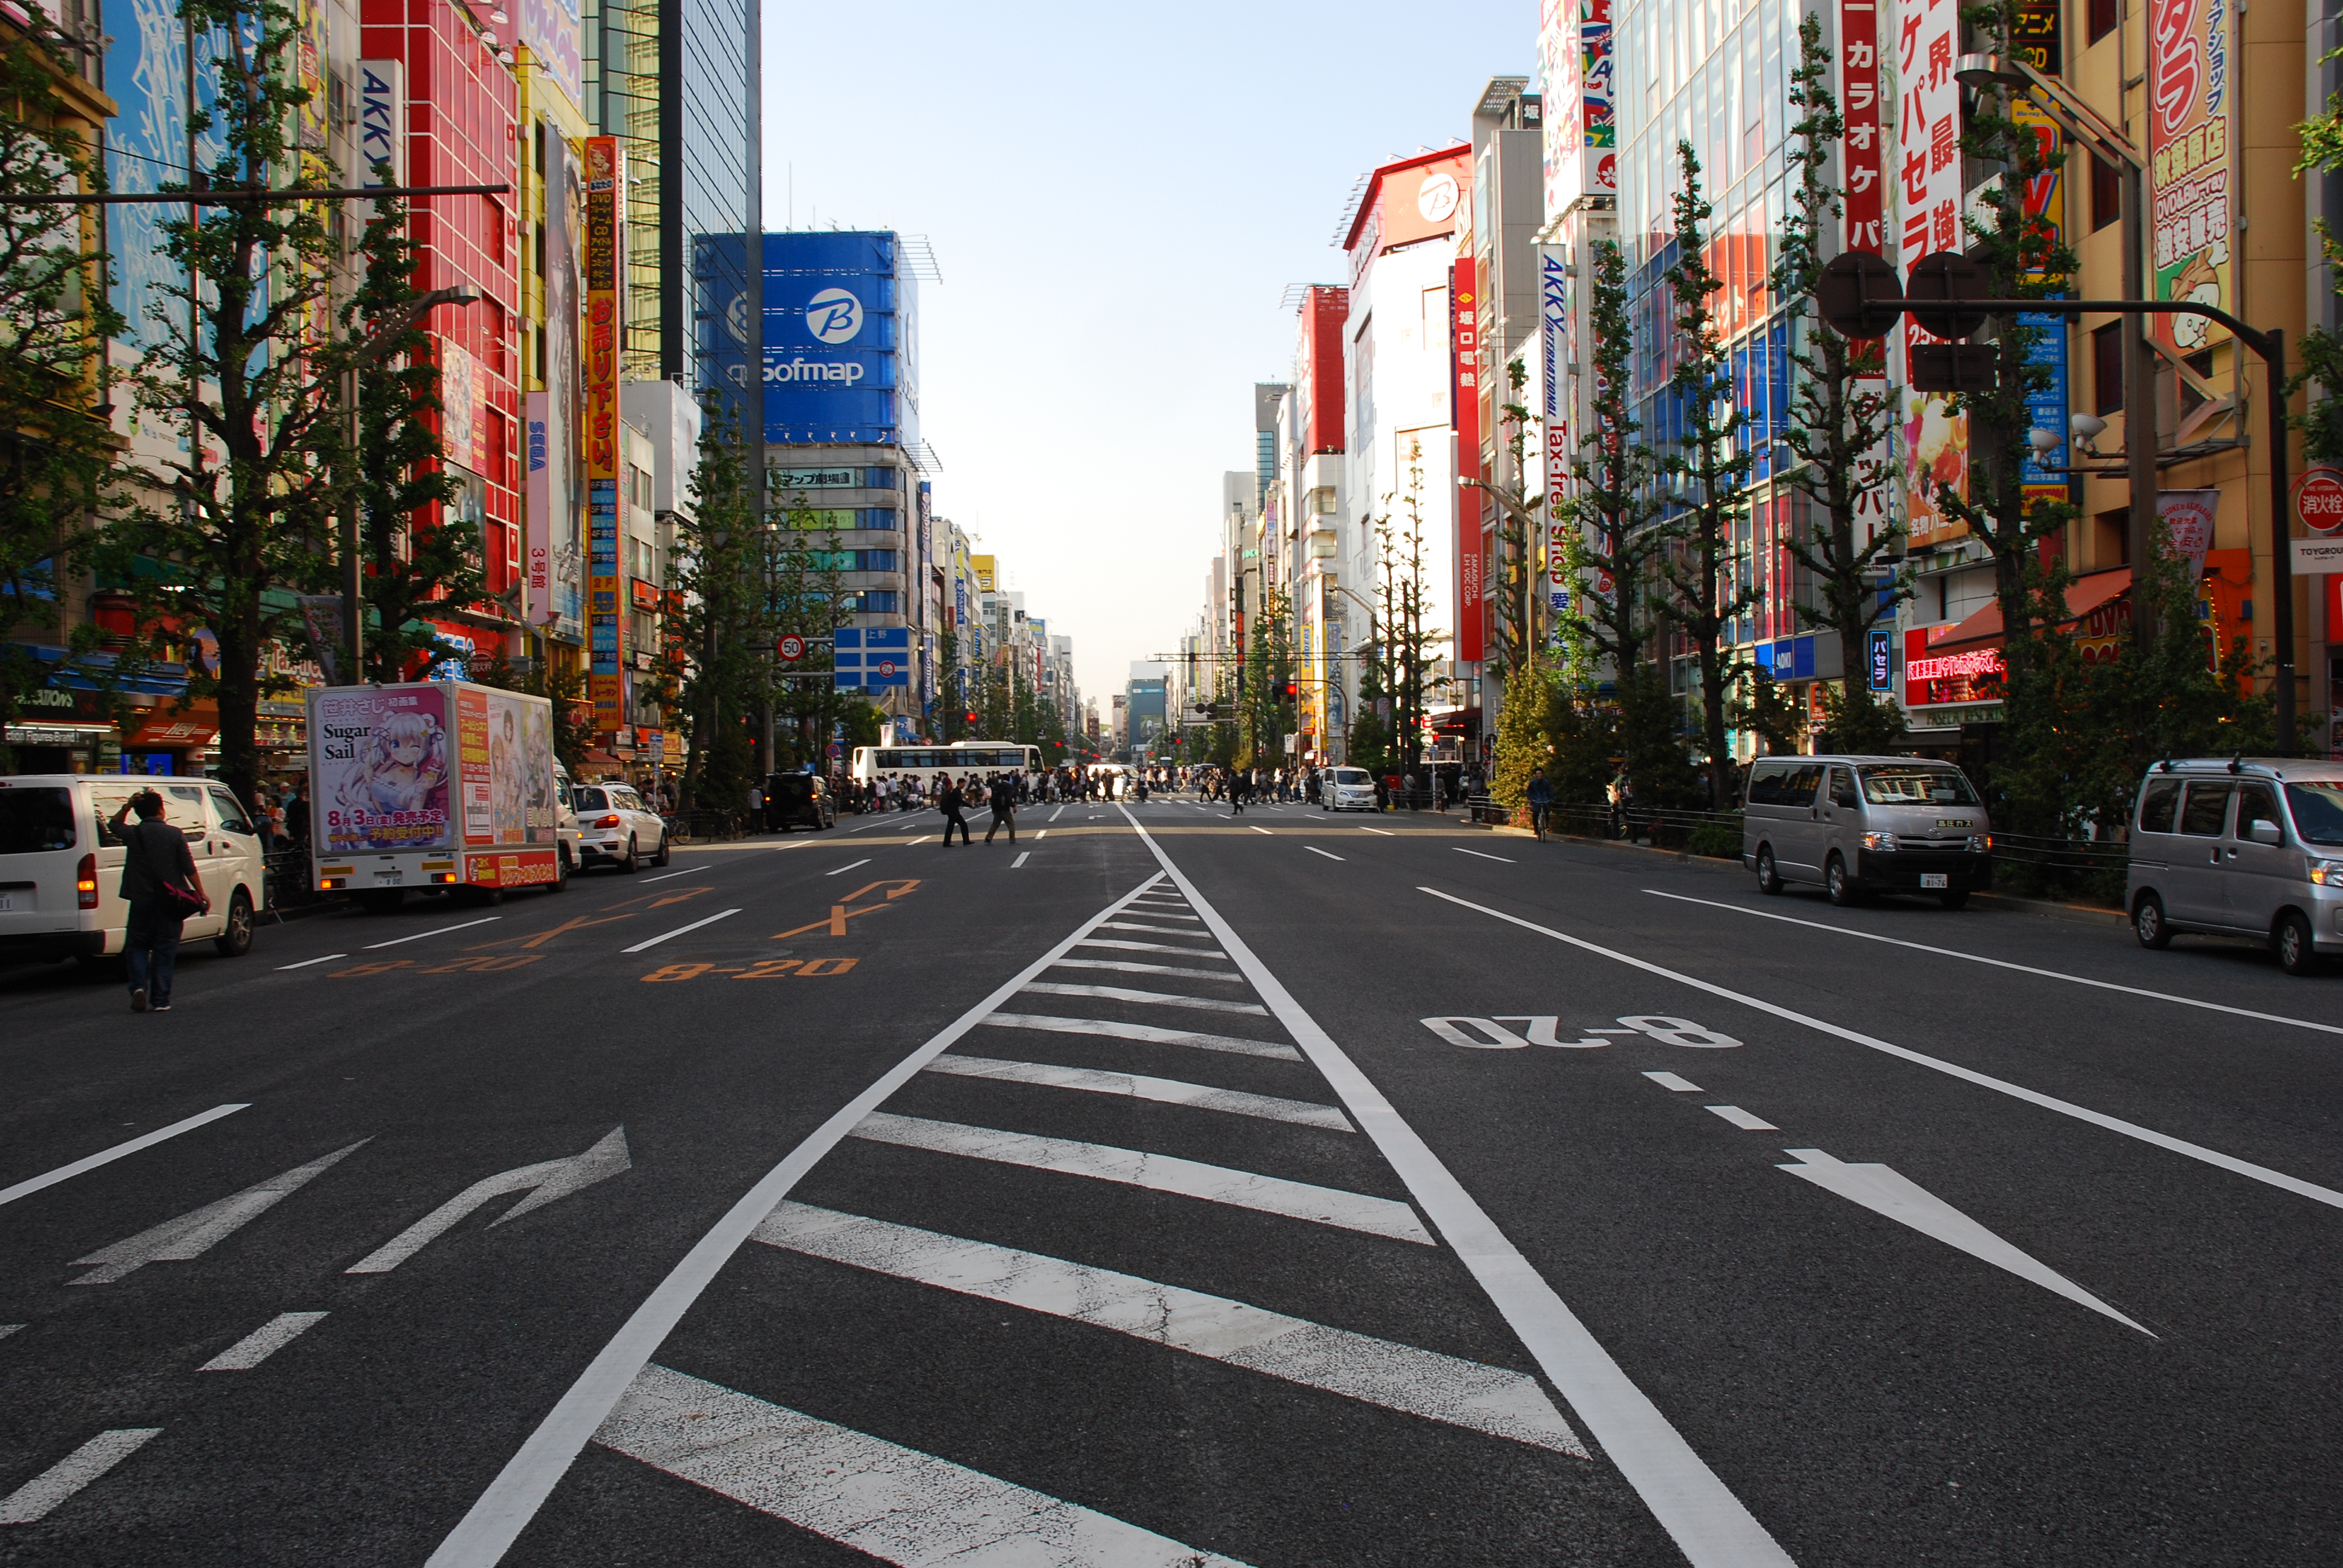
xmin=2148 ymin=0 xmax=2231 ymax=350
xmin=1539 ymin=0 xmax=1617 ymax=211
xmin=1889 ymin=0 xmax=1970 ymax=547
xmin=516 ymin=0 xmax=583 ymax=119
xmin=1452 ymin=256 xmax=1484 ymax=664
xmin=584 ymin=137 xmax=624 ymax=728
xmin=1539 ymin=243 xmax=1573 ymax=614
xmin=526 ymin=134 xmax=583 ymax=639
xmin=761 ymin=232 xmax=900 ymax=444
xmin=1904 ymin=629 xmax=2004 ymax=707
xmin=2158 ymin=488 xmax=2220 ymax=577
xmin=313 ymin=685 xmax=454 ymax=854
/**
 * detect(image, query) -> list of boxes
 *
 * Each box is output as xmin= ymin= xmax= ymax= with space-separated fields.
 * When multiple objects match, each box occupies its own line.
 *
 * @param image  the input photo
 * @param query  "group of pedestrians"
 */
xmin=934 ymin=772 xmax=1021 ymax=846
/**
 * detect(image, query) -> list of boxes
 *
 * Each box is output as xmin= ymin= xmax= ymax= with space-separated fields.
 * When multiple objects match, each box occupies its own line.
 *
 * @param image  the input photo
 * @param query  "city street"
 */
xmin=3 ymin=802 xmax=2340 ymax=1566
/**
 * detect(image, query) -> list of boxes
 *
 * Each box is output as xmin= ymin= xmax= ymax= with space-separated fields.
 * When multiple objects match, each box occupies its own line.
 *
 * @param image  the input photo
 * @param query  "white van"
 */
xmin=0 ymin=775 xmax=266 ymax=962
xmin=1743 ymin=755 xmax=1993 ymax=908
xmin=1320 ymin=766 xmax=1378 ymax=812
xmin=2126 ymin=757 xmax=2343 ymax=976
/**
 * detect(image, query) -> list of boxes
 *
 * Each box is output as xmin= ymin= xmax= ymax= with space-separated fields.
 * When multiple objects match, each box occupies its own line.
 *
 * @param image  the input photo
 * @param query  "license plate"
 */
xmin=1921 ymin=873 xmax=1949 ymax=889
xmin=375 ymin=871 xmax=404 ymax=884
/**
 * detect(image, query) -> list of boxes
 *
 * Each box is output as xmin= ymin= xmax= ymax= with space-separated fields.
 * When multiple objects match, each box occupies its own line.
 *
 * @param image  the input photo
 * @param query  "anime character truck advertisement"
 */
xmin=313 ymin=686 xmax=456 ymax=854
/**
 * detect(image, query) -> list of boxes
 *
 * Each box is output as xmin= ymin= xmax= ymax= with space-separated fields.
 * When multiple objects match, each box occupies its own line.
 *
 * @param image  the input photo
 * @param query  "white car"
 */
xmin=0 ymin=774 xmax=264 ymax=962
xmin=571 ymin=781 xmax=669 ymax=872
xmin=1320 ymin=766 xmax=1378 ymax=812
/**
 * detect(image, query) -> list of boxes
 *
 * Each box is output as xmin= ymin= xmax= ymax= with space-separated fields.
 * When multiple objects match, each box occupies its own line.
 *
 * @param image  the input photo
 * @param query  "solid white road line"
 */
xmin=1645 ymin=887 xmax=2343 ymax=1038
xmin=1427 ymin=885 xmax=2343 ymax=1215
xmin=1359 ymin=826 xmax=1395 ymax=835
xmin=1099 ymin=920 xmax=1217 ymax=937
xmin=1076 ymin=936 xmax=1230 ymax=958
xmin=361 ymin=916 xmax=503 ymax=950
xmin=1643 ymin=1071 xmax=1705 ymax=1093
xmin=596 ymin=1365 xmax=1247 ymax=1568
xmin=848 ymin=1112 xmax=1432 ymax=1243
xmin=1019 ymin=981 xmax=1267 ymax=1015
xmin=199 ymin=1310 xmax=329 ymax=1371
xmin=760 ymin=1204 xmax=1582 ymax=1453
xmin=1705 ymin=1105 xmax=1778 ymax=1131
xmin=923 ymin=1054 xmax=1350 ymax=1129
xmin=1012 ymin=852 xmax=1031 ymax=867
xmin=422 ymin=873 xmax=1175 ymax=1568
xmin=823 ymin=859 xmax=871 ymax=876
xmin=1454 ymin=847 xmax=1515 ymax=863
xmin=620 ymin=909 xmax=742 ymax=953
xmin=0 ymin=1105 xmax=252 ymax=1209
xmin=980 ymin=1012 xmax=1302 ymax=1061
xmin=0 ymin=1428 xmax=163 ymax=1523
xmin=1117 ymin=809 xmax=1794 ymax=1568
xmin=71 ymin=1139 xmax=370 ymax=1285
xmin=1250 ymin=825 xmax=1274 ymax=835
xmin=638 ymin=866 xmax=705 ymax=884
xmin=275 ymin=953 xmax=347 ymax=970
xmin=1048 ymin=957 xmax=1251 ymax=982
xmin=1306 ymin=846 xmax=1346 ymax=861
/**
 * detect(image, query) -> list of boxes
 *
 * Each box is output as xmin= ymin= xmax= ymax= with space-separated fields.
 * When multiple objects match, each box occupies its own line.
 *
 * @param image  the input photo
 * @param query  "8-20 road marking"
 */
xmin=640 ymin=958 xmax=860 ymax=982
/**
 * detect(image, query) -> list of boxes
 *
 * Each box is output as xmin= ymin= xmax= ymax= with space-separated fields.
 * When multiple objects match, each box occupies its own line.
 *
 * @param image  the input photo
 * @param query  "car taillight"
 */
xmin=77 ymin=852 xmax=99 ymax=909
xmin=595 ymin=814 xmax=622 ymax=828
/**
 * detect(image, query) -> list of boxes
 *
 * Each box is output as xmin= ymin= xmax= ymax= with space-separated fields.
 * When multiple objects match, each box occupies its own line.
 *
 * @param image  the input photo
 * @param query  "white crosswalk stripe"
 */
xmin=980 ymin=1011 xmax=1302 ymax=1060
xmin=1098 ymin=920 xmax=1217 ymax=936
xmin=0 ymin=1429 xmax=162 ymax=1523
xmin=1049 ymin=957 xmax=1247 ymax=982
xmin=1017 ymin=980 xmax=1267 ymax=1015
xmin=922 ymin=1054 xmax=1352 ymax=1129
xmin=1075 ymin=936 xmax=1230 ymax=957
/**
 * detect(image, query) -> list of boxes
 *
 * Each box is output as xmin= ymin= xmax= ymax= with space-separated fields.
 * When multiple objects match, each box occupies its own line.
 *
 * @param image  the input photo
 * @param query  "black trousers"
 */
xmin=941 ymin=809 xmax=970 ymax=844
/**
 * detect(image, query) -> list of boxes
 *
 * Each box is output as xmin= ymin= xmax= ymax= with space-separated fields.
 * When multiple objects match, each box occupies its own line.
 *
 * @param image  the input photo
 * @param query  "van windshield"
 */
xmin=2287 ymin=782 xmax=2343 ymax=846
xmin=0 ymin=786 xmax=74 ymax=854
xmin=1332 ymin=768 xmax=1369 ymax=783
xmin=1860 ymin=767 xmax=1979 ymax=806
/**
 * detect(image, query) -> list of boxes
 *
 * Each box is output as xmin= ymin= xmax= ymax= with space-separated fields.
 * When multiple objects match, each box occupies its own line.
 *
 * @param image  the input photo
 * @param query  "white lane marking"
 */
xmin=1427 ymin=884 xmax=2343 ymax=1215
xmin=1643 ymin=1071 xmax=1705 ymax=1093
xmin=0 ymin=1428 xmax=164 ymax=1524
xmin=1118 ymin=908 xmax=1199 ymax=920
xmin=70 ymin=1140 xmax=371 ymax=1285
xmin=276 ymin=953 xmax=347 ymax=970
xmin=823 ymin=859 xmax=871 ymax=877
xmin=761 ymin=1204 xmax=1581 ymax=1453
xmin=361 ymin=916 xmax=503 ymax=950
xmin=1646 ymin=887 xmax=2343 ymax=1039
xmin=1306 ymin=846 xmax=1347 ymax=861
xmin=1048 ymin=958 xmax=1250 ymax=982
xmin=1049 ymin=804 xmax=1066 ymax=821
xmin=198 ymin=1311 xmax=329 ymax=1371
xmin=1076 ymin=936 xmax=1230 ymax=958
xmin=1035 ymin=829 xmax=1047 ymax=839
xmin=0 ymin=1106 xmax=253 ymax=1212
xmin=619 ymin=909 xmax=741 ymax=953
xmin=1358 ymin=826 xmax=1395 ymax=836
xmin=1118 ymin=811 xmax=1794 ymax=1568
xmin=348 ymin=1128 xmax=630 ymax=1274
xmin=1705 ymin=1105 xmax=1778 ymax=1131
xmin=1098 ymin=920 xmax=1216 ymax=937
xmin=923 ymin=1055 xmax=1349 ymax=1129
xmin=0 ymin=1324 xmax=22 ymax=1340
xmin=980 ymin=1012 xmax=1302 ymax=1062
xmin=1454 ymin=847 xmax=1516 ymax=863
xmin=1780 ymin=1149 xmax=2152 ymax=1334
xmin=595 ymin=1365 xmax=1248 ymax=1568
xmin=638 ymin=866 xmax=704 ymax=884
xmin=422 ymin=874 xmax=1172 ymax=1567
xmin=1012 ymin=852 xmax=1031 ymax=867
xmin=1250 ymin=825 xmax=1274 ymax=835
xmin=1019 ymin=981 xmax=1266 ymax=1016
xmin=849 ymin=1112 xmax=1432 ymax=1244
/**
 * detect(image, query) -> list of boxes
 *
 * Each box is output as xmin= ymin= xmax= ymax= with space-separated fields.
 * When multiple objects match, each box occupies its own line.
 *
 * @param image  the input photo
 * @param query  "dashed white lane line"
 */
xmin=1018 ymin=981 xmax=1267 ymax=1016
xmin=1643 ymin=1071 xmax=1705 ymax=1093
xmin=1358 ymin=825 xmax=1395 ymax=835
xmin=1645 ymin=887 xmax=2343 ymax=1039
xmin=72 ymin=1140 xmax=370 ymax=1285
xmin=1047 ymin=957 xmax=1251 ymax=983
xmin=1012 ymin=852 xmax=1031 ymax=867
xmin=0 ymin=1428 xmax=163 ymax=1523
xmin=620 ymin=909 xmax=742 ymax=953
xmin=922 ymin=1054 xmax=1349 ymax=1129
xmin=1306 ymin=846 xmax=1346 ymax=861
xmin=1453 ymin=848 xmax=1515 ymax=863
xmin=361 ymin=916 xmax=503 ymax=950
xmin=595 ymin=1365 xmax=1248 ymax=1568
xmin=276 ymin=953 xmax=347 ymax=970
xmin=1035 ymin=829 xmax=1048 ymax=838
xmin=1427 ymin=884 xmax=2343 ymax=1215
xmin=848 ymin=1112 xmax=1433 ymax=1244
xmin=1075 ymin=936 xmax=1230 ymax=958
xmin=0 ymin=1105 xmax=251 ymax=1210
xmin=1250 ymin=825 xmax=1274 ymax=835
xmin=758 ymin=1204 xmax=1582 ymax=1453
xmin=979 ymin=1012 xmax=1302 ymax=1061
xmin=0 ymin=1324 xmax=23 ymax=1341
xmin=199 ymin=1311 xmax=329 ymax=1371
xmin=823 ymin=859 xmax=872 ymax=876
xmin=638 ymin=866 xmax=705 ymax=884
xmin=1049 ymin=804 xmax=1066 ymax=821
xmin=1705 ymin=1105 xmax=1778 ymax=1131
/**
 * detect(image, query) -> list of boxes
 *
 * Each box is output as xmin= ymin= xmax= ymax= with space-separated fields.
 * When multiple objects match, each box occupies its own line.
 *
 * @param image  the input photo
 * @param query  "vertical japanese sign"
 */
xmin=1451 ymin=256 xmax=1485 ymax=664
xmin=583 ymin=137 xmax=625 ymax=731
xmin=1578 ymin=0 xmax=1617 ymax=198
xmin=2148 ymin=0 xmax=2231 ymax=350
xmin=1890 ymin=0 xmax=1969 ymax=548
xmin=2014 ymin=99 xmax=2074 ymax=514
xmin=1539 ymin=243 xmax=1576 ymax=620
xmin=1837 ymin=0 xmax=1895 ymax=548
xmin=456 ymin=685 xmax=492 ymax=844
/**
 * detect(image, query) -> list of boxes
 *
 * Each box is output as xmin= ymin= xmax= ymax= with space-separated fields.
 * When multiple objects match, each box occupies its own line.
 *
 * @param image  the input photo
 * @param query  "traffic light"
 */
xmin=1281 ymin=680 xmax=1298 ymax=700
xmin=964 ymin=711 xmax=977 ymax=725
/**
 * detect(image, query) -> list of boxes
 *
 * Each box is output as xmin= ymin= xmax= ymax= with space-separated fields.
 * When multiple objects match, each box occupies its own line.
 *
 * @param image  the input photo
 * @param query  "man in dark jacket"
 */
xmin=984 ymin=773 xmax=1017 ymax=844
xmin=110 ymin=789 xmax=205 ymax=1013
xmin=938 ymin=776 xmax=971 ymax=846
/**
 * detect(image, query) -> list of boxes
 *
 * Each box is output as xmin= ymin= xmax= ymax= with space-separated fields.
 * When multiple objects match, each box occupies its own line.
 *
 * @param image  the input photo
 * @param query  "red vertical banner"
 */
xmin=1452 ymin=256 xmax=1484 ymax=664
xmin=1838 ymin=0 xmax=1883 ymax=255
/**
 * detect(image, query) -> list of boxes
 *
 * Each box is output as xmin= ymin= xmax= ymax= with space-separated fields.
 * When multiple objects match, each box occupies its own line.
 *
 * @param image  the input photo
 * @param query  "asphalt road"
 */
xmin=3 ymin=794 xmax=2339 ymax=1566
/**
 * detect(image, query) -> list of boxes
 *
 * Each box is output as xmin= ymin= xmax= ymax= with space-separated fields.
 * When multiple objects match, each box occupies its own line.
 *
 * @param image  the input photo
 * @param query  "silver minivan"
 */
xmin=1743 ymin=754 xmax=1993 ymax=909
xmin=2127 ymin=757 xmax=2343 ymax=976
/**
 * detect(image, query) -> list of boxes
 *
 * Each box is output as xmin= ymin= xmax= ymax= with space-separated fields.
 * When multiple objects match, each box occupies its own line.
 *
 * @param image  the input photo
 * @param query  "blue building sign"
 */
xmin=758 ymin=232 xmax=910 ymax=446
xmin=833 ymin=626 xmax=912 ymax=690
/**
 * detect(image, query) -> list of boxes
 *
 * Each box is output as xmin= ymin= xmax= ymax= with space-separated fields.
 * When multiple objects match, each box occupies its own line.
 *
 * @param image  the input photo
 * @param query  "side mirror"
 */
xmin=2249 ymin=819 xmax=2284 ymax=846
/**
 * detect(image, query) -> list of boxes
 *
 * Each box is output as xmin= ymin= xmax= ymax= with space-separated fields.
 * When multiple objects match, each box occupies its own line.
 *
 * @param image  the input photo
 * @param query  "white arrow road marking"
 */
xmin=758 ymin=1204 xmax=1584 ymax=1454
xmin=199 ymin=1311 xmax=329 ymax=1371
xmin=848 ymin=1112 xmax=1432 ymax=1244
xmin=347 ymin=1128 xmax=630 ymax=1275
xmin=595 ymin=1365 xmax=1250 ymax=1568
xmin=1018 ymin=981 xmax=1266 ymax=1016
xmin=1777 ymin=1149 xmax=2154 ymax=1335
xmin=979 ymin=1012 xmax=1302 ymax=1061
xmin=923 ymin=1054 xmax=1351 ymax=1131
xmin=0 ymin=1429 xmax=163 ymax=1523
xmin=0 ymin=1105 xmax=251 ymax=1209
xmin=1706 ymin=1106 xmax=1778 ymax=1131
xmin=70 ymin=1139 xmax=371 ymax=1285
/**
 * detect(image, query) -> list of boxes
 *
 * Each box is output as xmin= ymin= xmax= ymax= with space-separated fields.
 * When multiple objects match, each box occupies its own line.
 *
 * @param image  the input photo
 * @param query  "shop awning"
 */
xmin=1924 ymin=568 xmax=2132 ymax=657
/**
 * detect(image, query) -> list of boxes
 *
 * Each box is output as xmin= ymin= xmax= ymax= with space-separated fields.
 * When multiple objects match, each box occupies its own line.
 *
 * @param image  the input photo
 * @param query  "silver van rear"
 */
xmin=2126 ymin=758 xmax=2343 ymax=975
xmin=1743 ymin=755 xmax=1992 ymax=908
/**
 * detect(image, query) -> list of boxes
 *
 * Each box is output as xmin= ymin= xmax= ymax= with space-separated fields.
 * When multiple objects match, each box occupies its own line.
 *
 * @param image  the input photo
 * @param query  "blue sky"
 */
xmin=763 ymin=1 xmax=1534 ymax=707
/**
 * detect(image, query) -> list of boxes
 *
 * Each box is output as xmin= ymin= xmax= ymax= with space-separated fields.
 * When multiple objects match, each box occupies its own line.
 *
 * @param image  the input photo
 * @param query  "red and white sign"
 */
xmin=1838 ymin=0 xmax=1884 ymax=255
xmin=2295 ymin=468 xmax=2343 ymax=535
xmin=776 ymin=634 xmax=807 ymax=661
xmin=2158 ymin=488 xmax=2219 ymax=578
xmin=1891 ymin=0 xmax=1970 ymax=549
xmin=1452 ymin=255 xmax=1485 ymax=665
xmin=876 ymin=658 xmax=897 ymax=679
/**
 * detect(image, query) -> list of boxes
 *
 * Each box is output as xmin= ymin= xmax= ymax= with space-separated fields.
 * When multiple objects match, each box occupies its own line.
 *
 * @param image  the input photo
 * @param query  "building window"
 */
xmin=2090 ymin=155 xmax=2121 ymax=232
xmin=2089 ymin=0 xmax=2119 ymax=42
xmin=842 ymin=590 xmax=902 ymax=615
xmin=2094 ymin=507 xmax=2131 ymax=566
xmin=2093 ymin=322 xmax=2125 ymax=415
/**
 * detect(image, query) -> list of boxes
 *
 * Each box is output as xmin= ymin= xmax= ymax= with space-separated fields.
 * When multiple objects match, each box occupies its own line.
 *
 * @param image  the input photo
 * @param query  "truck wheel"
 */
xmin=546 ymin=847 xmax=570 ymax=894
xmin=2134 ymin=892 xmax=2172 ymax=950
xmin=1826 ymin=854 xmax=1858 ymax=906
xmin=620 ymin=835 xmax=639 ymax=874
xmin=213 ymin=889 xmax=254 ymax=957
xmin=2276 ymin=910 xmax=2319 ymax=976
xmin=654 ymin=831 xmax=671 ymax=867
xmin=1755 ymin=845 xmax=1783 ymax=895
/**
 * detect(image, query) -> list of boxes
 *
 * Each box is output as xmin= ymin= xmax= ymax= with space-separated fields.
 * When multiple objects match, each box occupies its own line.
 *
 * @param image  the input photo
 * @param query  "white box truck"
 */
xmin=307 ymin=680 xmax=565 ymax=907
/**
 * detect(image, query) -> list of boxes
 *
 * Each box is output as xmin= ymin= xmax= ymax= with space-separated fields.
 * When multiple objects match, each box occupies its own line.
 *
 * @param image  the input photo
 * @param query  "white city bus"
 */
xmin=850 ymin=742 xmax=1042 ymax=789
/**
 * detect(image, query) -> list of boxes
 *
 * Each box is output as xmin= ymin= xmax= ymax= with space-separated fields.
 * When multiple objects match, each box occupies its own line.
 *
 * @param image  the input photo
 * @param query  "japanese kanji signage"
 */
xmin=2148 ymin=0 xmax=2231 ymax=351
xmin=1890 ymin=0 xmax=1969 ymax=549
xmin=584 ymin=137 xmax=625 ymax=729
xmin=1452 ymin=256 xmax=1485 ymax=665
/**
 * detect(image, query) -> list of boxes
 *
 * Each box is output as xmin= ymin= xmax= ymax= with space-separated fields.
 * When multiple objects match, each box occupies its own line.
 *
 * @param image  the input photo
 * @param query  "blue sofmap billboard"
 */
xmin=758 ymin=231 xmax=909 ymax=445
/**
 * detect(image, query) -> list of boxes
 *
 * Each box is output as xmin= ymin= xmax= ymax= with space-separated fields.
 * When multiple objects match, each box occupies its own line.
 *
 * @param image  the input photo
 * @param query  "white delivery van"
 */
xmin=0 ymin=775 xmax=264 ymax=962
xmin=2127 ymin=757 xmax=2343 ymax=976
xmin=1743 ymin=755 xmax=1993 ymax=908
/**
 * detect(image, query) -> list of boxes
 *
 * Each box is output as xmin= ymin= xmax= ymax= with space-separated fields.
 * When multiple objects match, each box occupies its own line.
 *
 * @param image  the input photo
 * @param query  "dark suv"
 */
xmin=764 ymin=772 xmax=836 ymax=832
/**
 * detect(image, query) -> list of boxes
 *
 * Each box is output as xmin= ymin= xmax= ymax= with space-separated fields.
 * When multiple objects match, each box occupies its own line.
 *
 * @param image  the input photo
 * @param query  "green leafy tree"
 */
xmin=1561 ymin=238 xmax=1668 ymax=686
xmin=667 ymin=405 xmax=765 ymax=812
xmin=1489 ymin=661 xmax=1554 ymax=818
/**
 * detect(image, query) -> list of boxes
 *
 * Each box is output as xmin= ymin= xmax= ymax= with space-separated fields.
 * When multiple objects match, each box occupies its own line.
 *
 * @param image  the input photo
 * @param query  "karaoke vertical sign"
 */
xmin=583 ymin=137 xmax=624 ymax=734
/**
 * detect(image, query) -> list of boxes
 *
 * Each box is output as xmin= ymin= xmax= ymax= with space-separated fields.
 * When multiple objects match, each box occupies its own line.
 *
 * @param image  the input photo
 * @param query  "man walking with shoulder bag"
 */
xmin=109 ymin=789 xmax=207 ymax=1013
